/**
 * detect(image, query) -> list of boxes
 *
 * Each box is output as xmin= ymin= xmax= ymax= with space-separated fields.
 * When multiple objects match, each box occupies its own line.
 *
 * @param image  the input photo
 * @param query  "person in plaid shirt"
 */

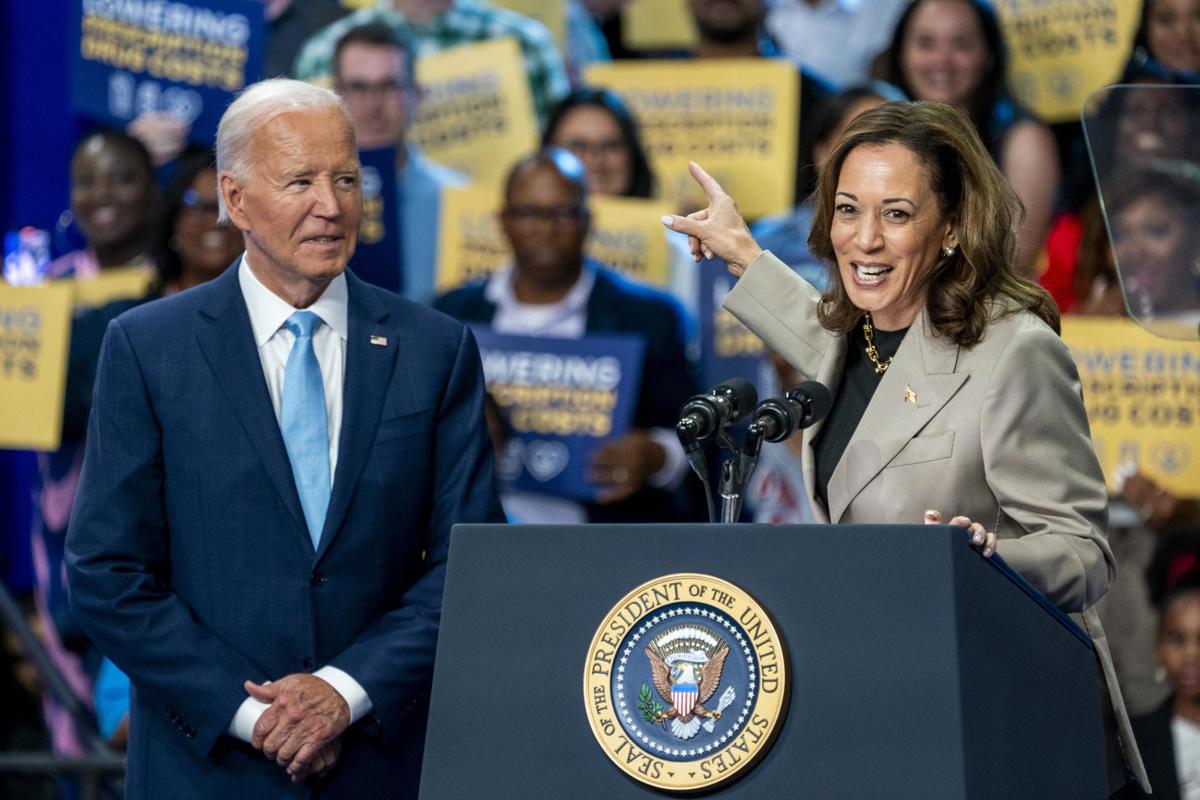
xmin=292 ymin=0 xmax=569 ymax=129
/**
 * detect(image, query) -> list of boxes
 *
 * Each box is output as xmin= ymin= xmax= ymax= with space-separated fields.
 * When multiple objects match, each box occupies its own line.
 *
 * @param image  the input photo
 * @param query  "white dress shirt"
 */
xmin=485 ymin=266 xmax=688 ymax=524
xmin=765 ymin=0 xmax=907 ymax=88
xmin=226 ymin=254 xmax=372 ymax=743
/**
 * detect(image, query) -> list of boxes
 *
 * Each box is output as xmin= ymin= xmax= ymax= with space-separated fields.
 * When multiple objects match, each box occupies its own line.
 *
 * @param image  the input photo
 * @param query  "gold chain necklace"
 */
xmin=862 ymin=312 xmax=892 ymax=374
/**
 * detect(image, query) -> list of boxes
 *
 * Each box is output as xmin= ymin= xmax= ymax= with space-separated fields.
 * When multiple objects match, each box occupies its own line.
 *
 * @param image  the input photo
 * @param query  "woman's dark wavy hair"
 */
xmin=1146 ymin=533 xmax=1200 ymax=612
xmin=542 ymin=87 xmax=656 ymax=198
xmin=883 ymin=0 xmax=1008 ymax=150
xmin=808 ymin=101 xmax=1059 ymax=347
xmin=153 ymin=148 xmax=220 ymax=289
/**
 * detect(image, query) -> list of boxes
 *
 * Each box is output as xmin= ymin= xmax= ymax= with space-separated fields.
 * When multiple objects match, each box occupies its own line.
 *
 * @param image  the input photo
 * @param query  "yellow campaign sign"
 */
xmin=0 ymin=283 xmax=73 ymax=451
xmin=586 ymin=195 xmax=672 ymax=288
xmin=1062 ymin=316 xmax=1200 ymax=496
xmin=68 ymin=266 xmax=154 ymax=311
xmin=995 ymin=0 xmax=1141 ymax=124
xmin=585 ymin=60 xmax=798 ymax=220
xmin=435 ymin=188 xmax=677 ymax=293
xmin=491 ymin=0 xmax=566 ymax=50
xmin=622 ymin=0 xmax=697 ymax=51
xmin=409 ymin=38 xmax=539 ymax=184
xmin=435 ymin=185 xmax=510 ymax=293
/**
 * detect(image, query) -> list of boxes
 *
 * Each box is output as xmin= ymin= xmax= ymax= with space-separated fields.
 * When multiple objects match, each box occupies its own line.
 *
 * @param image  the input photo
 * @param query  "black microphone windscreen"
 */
xmin=718 ymin=378 xmax=758 ymax=418
xmin=796 ymin=380 xmax=833 ymax=425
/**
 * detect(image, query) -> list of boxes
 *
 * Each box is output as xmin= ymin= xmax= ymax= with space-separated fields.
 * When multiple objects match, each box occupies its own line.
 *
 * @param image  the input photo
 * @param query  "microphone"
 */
xmin=676 ymin=379 xmax=759 ymax=442
xmin=748 ymin=381 xmax=832 ymax=442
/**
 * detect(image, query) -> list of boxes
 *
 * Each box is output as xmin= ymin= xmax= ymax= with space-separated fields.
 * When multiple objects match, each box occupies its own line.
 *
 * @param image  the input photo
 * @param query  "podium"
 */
xmin=419 ymin=525 xmax=1106 ymax=799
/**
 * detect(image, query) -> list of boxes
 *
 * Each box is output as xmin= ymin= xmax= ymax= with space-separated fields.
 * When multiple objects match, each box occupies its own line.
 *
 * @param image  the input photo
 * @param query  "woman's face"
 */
xmin=1146 ymin=0 xmax=1200 ymax=75
xmin=548 ymin=106 xmax=633 ymax=197
xmin=173 ymin=168 xmax=243 ymax=283
xmin=829 ymin=142 xmax=955 ymax=331
xmin=1116 ymin=86 xmax=1197 ymax=164
xmin=1111 ymin=192 xmax=1192 ymax=306
xmin=70 ymin=136 xmax=154 ymax=250
xmin=1157 ymin=591 xmax=1200 ymax=703
xmin=899 ymin=0 xmax=991 ymax=108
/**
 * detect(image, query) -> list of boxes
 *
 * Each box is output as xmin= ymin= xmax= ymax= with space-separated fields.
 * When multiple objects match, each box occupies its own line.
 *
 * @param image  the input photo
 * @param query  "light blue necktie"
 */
xmin=280 ymin=311 xmax=330 ymax=549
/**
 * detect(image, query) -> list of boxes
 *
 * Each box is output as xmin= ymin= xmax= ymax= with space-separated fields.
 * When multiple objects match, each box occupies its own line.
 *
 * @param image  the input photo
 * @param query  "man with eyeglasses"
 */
xmin=434 ymin=148 xmax=703 ymax=525
xmin=332 ymin=23 xmax=467 ymax=302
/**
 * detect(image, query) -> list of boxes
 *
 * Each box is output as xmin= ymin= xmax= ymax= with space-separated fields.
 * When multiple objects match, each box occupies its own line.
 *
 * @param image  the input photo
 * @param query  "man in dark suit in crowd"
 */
xmin=66 ymin=78 xmax=502 ymax=798
xmin=435 ymin=148 xmax=700 ymax=524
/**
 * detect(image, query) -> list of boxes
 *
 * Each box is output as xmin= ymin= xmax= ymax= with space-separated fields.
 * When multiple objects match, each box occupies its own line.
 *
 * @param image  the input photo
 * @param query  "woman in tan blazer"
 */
xmin=663 ymin=101 xmax=1149 ymax=795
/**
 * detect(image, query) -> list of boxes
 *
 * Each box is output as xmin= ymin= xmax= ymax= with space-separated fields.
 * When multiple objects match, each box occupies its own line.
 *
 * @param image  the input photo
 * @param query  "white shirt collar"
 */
xmin=237 ymin=253 xmax=349 ymax=347
xmin=484 ymin=263 xmax=595 ymax=314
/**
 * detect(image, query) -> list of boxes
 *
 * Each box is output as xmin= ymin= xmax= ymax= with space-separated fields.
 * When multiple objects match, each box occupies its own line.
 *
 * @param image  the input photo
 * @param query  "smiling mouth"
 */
xmin=304 ymin=235 xmax=343 ymax=245
xmin=851 ymin=262 xmax=893 ymax=286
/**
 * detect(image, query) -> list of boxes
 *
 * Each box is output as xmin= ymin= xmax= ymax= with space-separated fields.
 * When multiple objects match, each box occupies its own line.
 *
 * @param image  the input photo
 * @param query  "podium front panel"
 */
xmin=419 ymin=524 xmax=1104 ymax=799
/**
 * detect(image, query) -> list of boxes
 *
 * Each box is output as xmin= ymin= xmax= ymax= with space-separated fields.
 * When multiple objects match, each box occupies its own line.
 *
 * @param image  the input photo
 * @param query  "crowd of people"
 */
xmin=2 ymin=0 xmax=1199 ymax=797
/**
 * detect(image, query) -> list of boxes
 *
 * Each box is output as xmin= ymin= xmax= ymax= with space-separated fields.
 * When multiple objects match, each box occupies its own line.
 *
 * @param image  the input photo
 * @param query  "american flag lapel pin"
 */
xmin=370 ymin=335 xmax=388 ymax=347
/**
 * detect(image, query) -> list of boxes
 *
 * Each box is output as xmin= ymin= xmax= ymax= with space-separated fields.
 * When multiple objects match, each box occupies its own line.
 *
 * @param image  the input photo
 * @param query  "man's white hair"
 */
xmin=215 ymin=78 xmax=356 ymax=221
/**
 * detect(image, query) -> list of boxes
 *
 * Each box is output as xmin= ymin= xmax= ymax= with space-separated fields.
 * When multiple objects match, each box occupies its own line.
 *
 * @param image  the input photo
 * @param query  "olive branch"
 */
xmin=639 ymin=684 xmax=663 ymax=724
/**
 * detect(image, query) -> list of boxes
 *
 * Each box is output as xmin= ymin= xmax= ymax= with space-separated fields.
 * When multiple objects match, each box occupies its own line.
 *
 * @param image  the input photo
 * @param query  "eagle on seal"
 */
xmin=645 ymin=625 xmax=731 ymax=739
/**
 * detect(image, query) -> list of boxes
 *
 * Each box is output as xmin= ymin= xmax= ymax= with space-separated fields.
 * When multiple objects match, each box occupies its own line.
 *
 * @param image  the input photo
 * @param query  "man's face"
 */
xmin=688 ymin=0 xmax=762 ymax=43
xmin=335 ymin=43 xmax=410 ymax=150
xmin=501 ymin=164 xmax=589 ymax=285
xmin=221 ymin=107 xmax=362 ymax=301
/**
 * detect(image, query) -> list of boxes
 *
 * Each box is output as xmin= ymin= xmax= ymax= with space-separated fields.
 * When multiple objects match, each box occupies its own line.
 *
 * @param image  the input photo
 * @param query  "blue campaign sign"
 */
xmin=352 ymin=147 xmax=403 ymax=294
xmin=698 ymin=258 xmax=769 ymax=389
xmin=473 ymin=329 xmax=645 ymax=503
xmin=70 ymin=0 xmax=266 ymax=143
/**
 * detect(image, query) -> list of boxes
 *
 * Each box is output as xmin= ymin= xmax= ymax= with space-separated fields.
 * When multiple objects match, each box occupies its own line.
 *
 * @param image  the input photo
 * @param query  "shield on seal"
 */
xmin=673 ymin=684 xmax=698 ymax=718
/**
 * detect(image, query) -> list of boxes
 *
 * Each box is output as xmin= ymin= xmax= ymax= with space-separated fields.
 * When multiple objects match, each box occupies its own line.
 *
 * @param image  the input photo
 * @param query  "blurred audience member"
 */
xmin=751 ymin=84 xmax=890 ymax=285
xmin=543 ymin=87 xmax=655 ymax=199
xmin=541 ymin=87 xmax=701 ymax=311
xmin=435 ymin=148 xmax=699 ymax=524
xmin=565 ymin=0 xmax=612 ymax=84
xmin=883 ymin=0 xmax=1059 ymax=277
xmin=765 ymin=0 xmax=907 ymax=88
xmin=1106 ymin=171 xmax=1200 ymax=321
xmin=1123 ymin=0 xmax=1200 ymax=83
xmin=1121 ymin=534 xmax=1200 ymax=800
xmin=1044 ymin=77 xmax=1200 ymax=313
xmin=48 ymin=130 xmax=156 ymax=281
xmin=332 ymin=22 xmax=467 ymax=301
xmin=292 ymin=0 xmax=569 ymax=128
xmin=679 ymin=0 xmax=833 ymax=209
xmin=32 ymin=152 xmax=239 ymax=757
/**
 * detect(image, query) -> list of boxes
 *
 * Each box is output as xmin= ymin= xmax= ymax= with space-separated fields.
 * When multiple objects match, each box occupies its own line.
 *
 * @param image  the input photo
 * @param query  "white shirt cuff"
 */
xmin=313 ymin=666 xmax=373 ymax=725
xmin=227 ymin=694 xmax=271 ymax=743
xmin=647 ymin=427 xmax=689 ymax=489
xmin=225 ymin=668 xmax=373 ymax=743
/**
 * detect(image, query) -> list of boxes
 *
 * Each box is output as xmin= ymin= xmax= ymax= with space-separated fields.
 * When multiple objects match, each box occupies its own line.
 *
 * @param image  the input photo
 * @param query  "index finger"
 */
xmin=688 ymin=161 xmax=726 ymax=202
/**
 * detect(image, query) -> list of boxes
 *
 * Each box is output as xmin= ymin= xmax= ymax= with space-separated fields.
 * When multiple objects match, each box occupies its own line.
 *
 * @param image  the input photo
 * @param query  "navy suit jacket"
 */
xmin=434 ymin=264 xmax=703 ymax=523
xmin=66 ymin=264 xmax=503 ymax=798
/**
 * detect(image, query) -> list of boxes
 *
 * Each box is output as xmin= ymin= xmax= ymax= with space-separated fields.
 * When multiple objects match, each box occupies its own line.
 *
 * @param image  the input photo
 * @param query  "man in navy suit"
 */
xmin=66 ymin=78 xmax=502 ymax=797
xmin=434 ymin=149 xmax=701 ymax=524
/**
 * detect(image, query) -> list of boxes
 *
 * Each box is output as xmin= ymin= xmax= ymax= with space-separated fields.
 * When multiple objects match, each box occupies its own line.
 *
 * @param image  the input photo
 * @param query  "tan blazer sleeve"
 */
xmin=723 ymin=252 xmax=831 ymax=377
xmin=984 ymin=319 xmax=1114 ymax=612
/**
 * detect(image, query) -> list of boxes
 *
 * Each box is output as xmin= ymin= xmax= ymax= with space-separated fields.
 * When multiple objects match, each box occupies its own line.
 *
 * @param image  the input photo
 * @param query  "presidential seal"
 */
xmin=583 ymin=573 xmax=787 ymax=792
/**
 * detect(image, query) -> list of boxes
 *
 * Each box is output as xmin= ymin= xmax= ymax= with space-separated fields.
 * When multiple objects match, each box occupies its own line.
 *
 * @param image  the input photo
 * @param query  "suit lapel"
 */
xmin=315 ymin=273 xmax=397 ymax=562
xmin=195 ymin=265 xmax=311 ymax=545
xmin=827 ymin=310 xmax=968 ymax=523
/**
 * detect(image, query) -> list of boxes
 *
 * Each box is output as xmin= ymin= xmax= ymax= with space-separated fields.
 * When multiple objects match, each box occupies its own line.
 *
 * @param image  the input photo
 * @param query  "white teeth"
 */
xmin=855 ymin=264 xmax=891 ymax=277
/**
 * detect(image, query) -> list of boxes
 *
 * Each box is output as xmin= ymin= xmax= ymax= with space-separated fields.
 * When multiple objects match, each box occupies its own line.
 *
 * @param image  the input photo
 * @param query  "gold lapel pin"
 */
xmin=369 ymin=335 xmax=388 ymax=347
xmin=904 ymin=384 xmax=918 ymax=405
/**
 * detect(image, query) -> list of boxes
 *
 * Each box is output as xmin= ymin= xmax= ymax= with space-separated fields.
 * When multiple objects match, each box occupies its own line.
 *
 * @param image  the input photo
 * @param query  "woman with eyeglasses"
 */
xmin=542 ymin=88 xmax=701 ymax=316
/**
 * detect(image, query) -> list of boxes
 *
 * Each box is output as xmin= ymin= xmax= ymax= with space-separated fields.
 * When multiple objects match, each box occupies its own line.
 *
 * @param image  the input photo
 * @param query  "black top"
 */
xmin=812 ymin=320 xmax=910 ymax=512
